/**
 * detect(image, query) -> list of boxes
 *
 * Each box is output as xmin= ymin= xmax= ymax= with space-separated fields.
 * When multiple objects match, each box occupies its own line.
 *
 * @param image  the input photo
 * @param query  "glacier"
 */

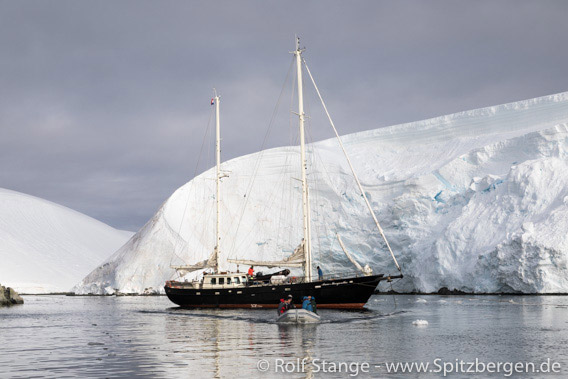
xmin=75 ymin=91 xmax=568 ymax=294
xmin=0 ymin=188 xmax=133 ymax=293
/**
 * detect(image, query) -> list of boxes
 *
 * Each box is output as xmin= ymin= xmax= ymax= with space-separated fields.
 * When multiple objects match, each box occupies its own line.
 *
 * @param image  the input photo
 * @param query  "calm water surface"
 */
xmin=1 ymin=295 xmax=567 ymax=378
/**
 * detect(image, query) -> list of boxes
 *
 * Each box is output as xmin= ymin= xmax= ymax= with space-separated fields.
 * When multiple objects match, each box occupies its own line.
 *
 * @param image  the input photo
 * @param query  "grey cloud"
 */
xmin=1 ymin=0 xmax=567 ymax=230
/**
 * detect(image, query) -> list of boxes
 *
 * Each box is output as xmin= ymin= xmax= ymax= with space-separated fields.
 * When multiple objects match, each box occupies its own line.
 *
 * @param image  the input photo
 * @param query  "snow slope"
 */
xmin=75 ymin=91 xmax=568 ymax=294
xmin=0 ymin=188 xmax=133 ymax=293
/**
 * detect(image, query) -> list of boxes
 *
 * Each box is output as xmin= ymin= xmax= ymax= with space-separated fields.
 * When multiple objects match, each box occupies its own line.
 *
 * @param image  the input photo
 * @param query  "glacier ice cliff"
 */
xmin=74 ymin=92 xmax=568 ymax=294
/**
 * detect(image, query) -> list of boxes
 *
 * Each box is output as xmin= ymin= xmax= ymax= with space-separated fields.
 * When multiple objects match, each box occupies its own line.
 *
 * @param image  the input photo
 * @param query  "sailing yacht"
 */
xmin=164 ymin=39 xmax=402 ymax=309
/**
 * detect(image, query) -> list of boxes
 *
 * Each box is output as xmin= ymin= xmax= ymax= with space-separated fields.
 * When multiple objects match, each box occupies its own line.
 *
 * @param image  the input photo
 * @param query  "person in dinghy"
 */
xmin=302 ymin=295 xmax=318 ymax=314
xmin=278 ymin=295 xmax=296 ymax=315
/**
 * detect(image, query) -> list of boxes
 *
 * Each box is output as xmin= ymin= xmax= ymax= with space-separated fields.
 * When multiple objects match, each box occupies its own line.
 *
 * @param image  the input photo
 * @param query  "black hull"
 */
xmin=165 ymin=274 xmax=399 ymax=309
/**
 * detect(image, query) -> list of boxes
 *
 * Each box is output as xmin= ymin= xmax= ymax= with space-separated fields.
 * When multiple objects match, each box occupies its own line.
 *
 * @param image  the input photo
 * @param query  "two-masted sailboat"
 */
xmin=164 ymin=38 xmax=402 ymax=309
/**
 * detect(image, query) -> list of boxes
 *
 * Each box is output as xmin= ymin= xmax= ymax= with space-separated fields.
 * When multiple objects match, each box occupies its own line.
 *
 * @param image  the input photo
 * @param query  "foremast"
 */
xmin=213 ymin=91 xmax=221 ymax=273
xmin=293 ymin=37 xmax=313 ymax=283
xmin=170 ymin=92 xmax=222 ymax=276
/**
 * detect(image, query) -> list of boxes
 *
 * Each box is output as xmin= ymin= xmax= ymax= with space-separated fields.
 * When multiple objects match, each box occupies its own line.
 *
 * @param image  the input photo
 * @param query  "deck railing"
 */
xmin=246 ymin=270 xmax=372 ymax=286
xmin=167 ymin=271 xmax=387 ymax=289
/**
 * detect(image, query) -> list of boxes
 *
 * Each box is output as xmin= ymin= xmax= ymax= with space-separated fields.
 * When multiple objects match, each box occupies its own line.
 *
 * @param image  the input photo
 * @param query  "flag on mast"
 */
xmin=211 ymin=98 xmax=215 ymax=105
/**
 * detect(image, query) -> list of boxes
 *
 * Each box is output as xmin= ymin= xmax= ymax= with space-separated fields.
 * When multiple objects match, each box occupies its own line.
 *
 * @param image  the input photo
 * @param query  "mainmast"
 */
xmin=293 ymin=37 xmax=313 ymax=282
xmin=214 ymin=91 xmax=221 ymax=273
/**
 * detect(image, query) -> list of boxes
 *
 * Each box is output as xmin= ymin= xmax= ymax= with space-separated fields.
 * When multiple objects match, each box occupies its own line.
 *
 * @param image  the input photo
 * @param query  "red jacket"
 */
xmin=278 ymin=299 xmax=286 ymax=315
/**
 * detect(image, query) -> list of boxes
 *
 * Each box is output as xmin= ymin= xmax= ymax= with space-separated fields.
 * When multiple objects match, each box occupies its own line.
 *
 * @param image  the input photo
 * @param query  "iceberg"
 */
xmin=0 ymin=188 xmax=133 ymax=293
xmin=75 ymin=91 xmax=568 ymax=294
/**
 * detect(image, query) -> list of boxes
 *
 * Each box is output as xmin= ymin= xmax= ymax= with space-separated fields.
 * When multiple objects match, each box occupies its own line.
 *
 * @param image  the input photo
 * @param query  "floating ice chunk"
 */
xmin=412 ymin=319 xmax=429 ymax=326
xmin=416 ymin=298 xmax=427 ymax=303
xmin=104 ymin=286 xmax=116 ymax=295
xmin=438 ymin=300 xmax=447 ymax=303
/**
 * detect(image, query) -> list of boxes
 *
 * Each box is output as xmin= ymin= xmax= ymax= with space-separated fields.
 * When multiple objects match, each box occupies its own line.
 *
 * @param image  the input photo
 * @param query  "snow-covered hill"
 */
xmin=0 ymin=188 xmax=133 ymax=293
xmin=75 ymin=92 xmax=568 ymax=294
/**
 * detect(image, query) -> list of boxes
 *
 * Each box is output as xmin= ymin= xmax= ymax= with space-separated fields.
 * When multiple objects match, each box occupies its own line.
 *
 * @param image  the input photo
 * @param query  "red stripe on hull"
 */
xmin=177 ymin=303 xmax=366 ymax=309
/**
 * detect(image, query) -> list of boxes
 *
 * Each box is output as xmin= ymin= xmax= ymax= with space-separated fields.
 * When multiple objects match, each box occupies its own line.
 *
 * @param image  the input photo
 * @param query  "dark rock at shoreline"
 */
xmin=0 ymin=284 xmax=24 ymax=306
xmin=437 ymin=287 xmax=468 ymax=295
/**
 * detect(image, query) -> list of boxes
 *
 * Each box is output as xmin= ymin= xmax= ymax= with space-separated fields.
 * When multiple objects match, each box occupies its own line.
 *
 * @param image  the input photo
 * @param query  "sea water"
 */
xmin=1 ymin=295 xmax=567 ymax=378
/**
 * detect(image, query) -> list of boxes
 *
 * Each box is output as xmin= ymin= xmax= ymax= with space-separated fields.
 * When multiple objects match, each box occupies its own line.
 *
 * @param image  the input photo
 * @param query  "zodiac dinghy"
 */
xmin=276 ymin=308 xmax=321 ymax=323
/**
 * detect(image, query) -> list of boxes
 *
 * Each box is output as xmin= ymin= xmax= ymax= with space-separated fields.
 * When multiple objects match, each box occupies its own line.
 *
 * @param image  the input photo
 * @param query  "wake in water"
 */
xmin=138 ymin=308 xmax=407 ymax=324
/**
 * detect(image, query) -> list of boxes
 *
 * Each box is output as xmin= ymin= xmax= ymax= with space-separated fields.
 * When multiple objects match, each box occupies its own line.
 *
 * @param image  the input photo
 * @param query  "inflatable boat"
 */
xmin=276 ymin=309 xmax=321 ymax=323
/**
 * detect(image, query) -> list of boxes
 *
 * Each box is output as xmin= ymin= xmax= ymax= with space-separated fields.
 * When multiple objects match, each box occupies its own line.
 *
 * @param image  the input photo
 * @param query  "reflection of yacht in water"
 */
xmin=164 ymin=38 xmax=402 ymax=309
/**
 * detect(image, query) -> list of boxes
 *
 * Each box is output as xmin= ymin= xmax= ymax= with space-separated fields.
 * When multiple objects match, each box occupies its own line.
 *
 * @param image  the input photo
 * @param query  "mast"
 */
xmin=214 ymin=90 xmax=221 ymax=273
xmin=293 ymin=37 xmax=313 ymax=282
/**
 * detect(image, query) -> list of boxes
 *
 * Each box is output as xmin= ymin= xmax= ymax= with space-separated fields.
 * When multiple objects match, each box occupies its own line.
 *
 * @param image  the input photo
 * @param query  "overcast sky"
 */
xmin=1 ymin=1 xmax=567 ymax=231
